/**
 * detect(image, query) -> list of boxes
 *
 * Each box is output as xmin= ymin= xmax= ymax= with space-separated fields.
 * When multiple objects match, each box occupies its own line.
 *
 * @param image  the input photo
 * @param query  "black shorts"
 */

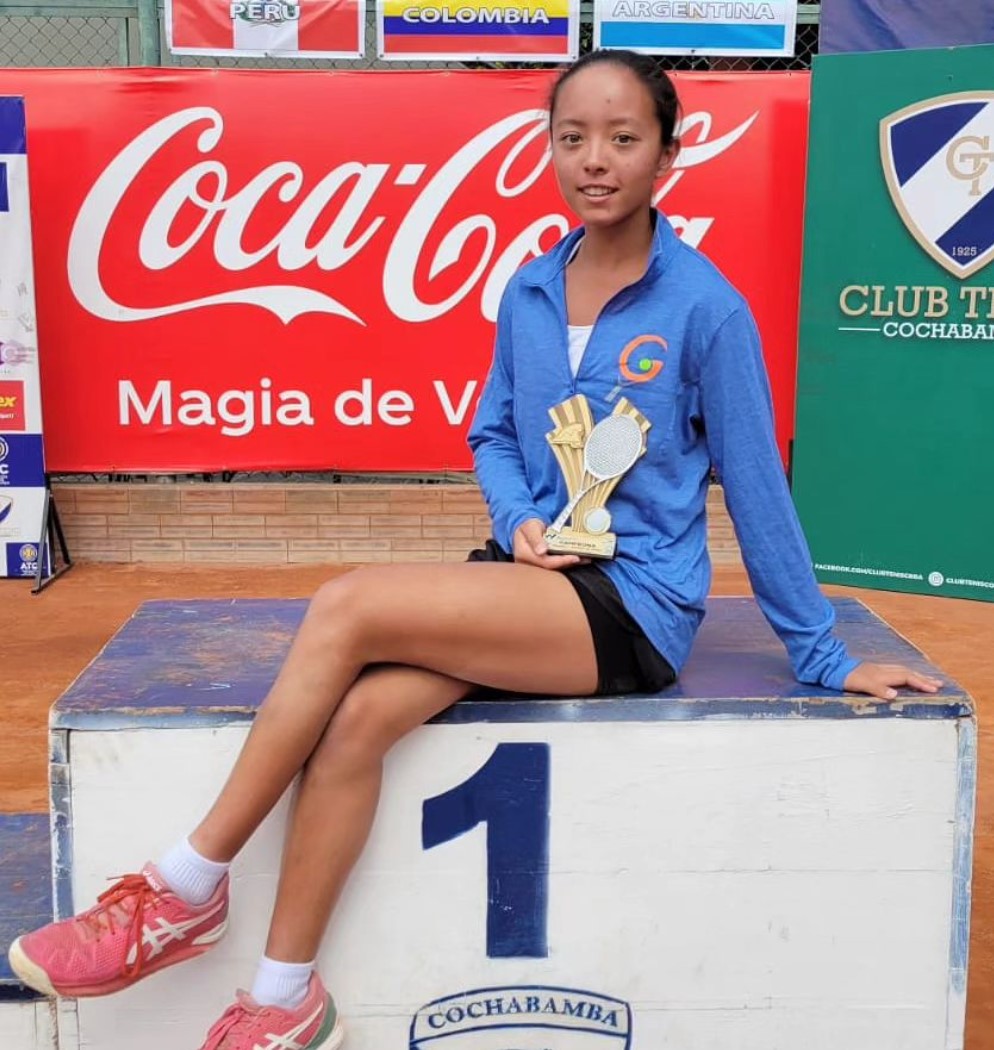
xmin=467 ymin=539 xmax=677 ymax=696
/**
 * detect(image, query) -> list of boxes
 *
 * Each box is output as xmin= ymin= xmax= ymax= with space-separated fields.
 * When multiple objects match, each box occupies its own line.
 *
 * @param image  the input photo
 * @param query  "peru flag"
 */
xmin=167 ymin=0 xmax=364 ymax=57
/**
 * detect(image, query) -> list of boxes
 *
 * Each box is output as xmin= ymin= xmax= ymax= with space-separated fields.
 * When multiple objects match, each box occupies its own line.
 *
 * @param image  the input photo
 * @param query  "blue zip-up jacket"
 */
xmin=467 ymin=214 xmax=859 ymax=691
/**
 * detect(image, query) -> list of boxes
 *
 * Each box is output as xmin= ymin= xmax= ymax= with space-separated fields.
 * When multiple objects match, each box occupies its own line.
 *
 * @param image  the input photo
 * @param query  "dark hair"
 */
xmin=548 ymin=49 xmax=682 ymax=149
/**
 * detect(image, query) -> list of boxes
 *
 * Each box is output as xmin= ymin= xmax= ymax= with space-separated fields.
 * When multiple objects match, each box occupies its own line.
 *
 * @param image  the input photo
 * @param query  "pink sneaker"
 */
xmin=200 ymin=973 xmax=344 ymax=1050
xmin=7 ymin=863 xmax=228 ymax=997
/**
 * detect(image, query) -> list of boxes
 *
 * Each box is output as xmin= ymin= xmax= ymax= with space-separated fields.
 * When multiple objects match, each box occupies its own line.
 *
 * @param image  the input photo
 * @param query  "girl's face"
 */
xmin=550 ymin=63 xmax=678 ymax=231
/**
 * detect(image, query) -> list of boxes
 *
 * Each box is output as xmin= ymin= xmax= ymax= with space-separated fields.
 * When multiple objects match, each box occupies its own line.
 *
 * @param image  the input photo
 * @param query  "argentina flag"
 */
xmin=593 ymin=0 xmax=797 ymax=57
xmin=880 ymin=93 xmax=994 ymax=279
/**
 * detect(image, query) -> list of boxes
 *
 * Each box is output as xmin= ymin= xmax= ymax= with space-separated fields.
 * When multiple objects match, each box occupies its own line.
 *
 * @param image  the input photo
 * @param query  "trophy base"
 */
xmin=544 ymin=527 xmax=617 ymax=560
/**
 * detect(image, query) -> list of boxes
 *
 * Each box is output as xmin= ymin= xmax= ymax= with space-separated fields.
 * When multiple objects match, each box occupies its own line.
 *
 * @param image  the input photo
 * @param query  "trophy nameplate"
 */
xmin=543 ymin=395 xmax=649 ymax=559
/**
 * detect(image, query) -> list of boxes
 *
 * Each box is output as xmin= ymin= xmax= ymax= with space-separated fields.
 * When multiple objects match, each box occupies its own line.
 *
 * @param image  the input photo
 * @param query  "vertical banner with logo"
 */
xmin=793 ymin=44 xmax=994 ymax=601
xmin=376 ymin=0 xmax=578 ymax=61
xmin=0 ymin=97 xmax=47 ymax=581
xmin=594 ymin=0 xmax=797 ymax=56
xmin=166 ymin=0 xmax=365 ymax=58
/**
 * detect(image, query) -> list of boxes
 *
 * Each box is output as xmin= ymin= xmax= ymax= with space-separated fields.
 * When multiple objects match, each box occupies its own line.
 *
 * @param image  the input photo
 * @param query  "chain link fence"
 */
xmin=2 ymin=1 xmax=821 ymax=69
xmin=0 ymin=14 xmax=132 ymax=66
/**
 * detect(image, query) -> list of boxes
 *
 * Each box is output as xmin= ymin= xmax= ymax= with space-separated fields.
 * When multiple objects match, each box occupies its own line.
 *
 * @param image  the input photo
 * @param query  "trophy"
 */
xmin=544 ymin=395 xmax=650 ymax=559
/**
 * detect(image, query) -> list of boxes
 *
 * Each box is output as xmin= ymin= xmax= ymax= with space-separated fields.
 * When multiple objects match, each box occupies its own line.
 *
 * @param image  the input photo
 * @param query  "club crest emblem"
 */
xmin=880 ymin=91 xmax=994 ymax=279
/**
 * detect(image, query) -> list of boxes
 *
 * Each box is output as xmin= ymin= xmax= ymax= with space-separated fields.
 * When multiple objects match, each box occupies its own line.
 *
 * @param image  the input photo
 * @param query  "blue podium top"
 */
xmin=50 ymin=597 xmax=971 ymax=730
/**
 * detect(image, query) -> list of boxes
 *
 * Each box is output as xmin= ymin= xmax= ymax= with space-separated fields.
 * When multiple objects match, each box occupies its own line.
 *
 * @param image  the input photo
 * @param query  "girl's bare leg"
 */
xmin=264 ymin=664 xmax=473 ymax=962
xmin=190 ymin=563 xmax=597 ymax=862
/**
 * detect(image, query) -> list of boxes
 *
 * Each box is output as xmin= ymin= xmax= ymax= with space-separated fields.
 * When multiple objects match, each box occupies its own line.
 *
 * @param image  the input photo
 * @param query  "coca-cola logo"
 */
xmin=68 ymin=105 xmax=756 ymax=327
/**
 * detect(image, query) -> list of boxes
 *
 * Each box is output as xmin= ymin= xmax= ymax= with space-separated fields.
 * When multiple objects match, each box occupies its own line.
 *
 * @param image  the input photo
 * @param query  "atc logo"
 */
xmin=410 ymin=985 xmax=632 ymax=1049
xmin=881 ymin=92 xmax=994 ymax=279
xmin=17 ymin=542 xmax=40 ymax=576
xmin=5 ymin=539 xmax=41 ymax=578
xmin=0 ymin=379 xmax=25 ymax=430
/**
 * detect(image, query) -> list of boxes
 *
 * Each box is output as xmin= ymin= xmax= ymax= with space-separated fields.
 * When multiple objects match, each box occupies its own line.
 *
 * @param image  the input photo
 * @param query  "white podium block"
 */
xmin=49 ymin=598 xmax=976 ymax=1050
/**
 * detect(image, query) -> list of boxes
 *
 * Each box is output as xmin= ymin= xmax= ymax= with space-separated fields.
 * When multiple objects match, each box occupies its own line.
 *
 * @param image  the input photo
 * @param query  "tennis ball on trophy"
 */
xmin=584 ymin=508 xmax=612 ymax=535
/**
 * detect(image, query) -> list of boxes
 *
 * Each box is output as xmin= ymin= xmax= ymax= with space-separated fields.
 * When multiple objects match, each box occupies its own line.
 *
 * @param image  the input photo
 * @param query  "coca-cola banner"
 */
xmin=0 ymin=69 xmax=809 ymax=472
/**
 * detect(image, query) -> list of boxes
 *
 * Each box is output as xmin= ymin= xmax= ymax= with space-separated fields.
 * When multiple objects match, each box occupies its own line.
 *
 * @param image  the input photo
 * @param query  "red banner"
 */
xmin=0 ymin=69 xmax=809 ymax=472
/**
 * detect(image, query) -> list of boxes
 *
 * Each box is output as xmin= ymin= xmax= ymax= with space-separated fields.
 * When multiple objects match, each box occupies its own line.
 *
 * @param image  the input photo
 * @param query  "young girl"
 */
xmin=9 ymin=50 xmax=940 ymax=1050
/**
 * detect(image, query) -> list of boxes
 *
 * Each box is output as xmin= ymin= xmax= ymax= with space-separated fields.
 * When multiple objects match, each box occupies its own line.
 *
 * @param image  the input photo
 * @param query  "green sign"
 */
xmin=794 ymin=43 xmax=994 ymax=602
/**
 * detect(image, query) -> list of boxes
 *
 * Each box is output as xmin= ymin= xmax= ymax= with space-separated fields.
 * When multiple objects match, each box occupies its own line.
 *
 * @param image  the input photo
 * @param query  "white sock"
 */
xmin=251 ymin=955 xmax=314 ymax=1009
xmin=157 ymin=837 xmax=229 ymax=906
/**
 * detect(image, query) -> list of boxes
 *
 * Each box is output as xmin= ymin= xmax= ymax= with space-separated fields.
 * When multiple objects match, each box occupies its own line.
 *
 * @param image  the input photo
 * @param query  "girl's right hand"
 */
xmin=513 ymin=519 xmax=587 ymax=571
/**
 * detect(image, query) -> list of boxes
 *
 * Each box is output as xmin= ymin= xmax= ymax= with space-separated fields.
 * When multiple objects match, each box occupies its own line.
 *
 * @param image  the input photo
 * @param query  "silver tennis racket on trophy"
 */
xmin=544 ymin=396 xmax=650 ymax=559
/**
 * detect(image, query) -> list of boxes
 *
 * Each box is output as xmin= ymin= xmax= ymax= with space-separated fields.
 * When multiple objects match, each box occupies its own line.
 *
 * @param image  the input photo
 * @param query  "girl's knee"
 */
xmin=309 ymin=573 xmax=354 ymax=618
xmin=308 ymin=687 xmax=395 ymax=772
xmin=308 ymin=568 xmax=387 ymax=634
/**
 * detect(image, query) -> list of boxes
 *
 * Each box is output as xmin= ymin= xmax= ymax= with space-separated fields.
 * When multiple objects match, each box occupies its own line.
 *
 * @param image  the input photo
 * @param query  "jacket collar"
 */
xmin=519 ymin=209 xmax=681 ymax=288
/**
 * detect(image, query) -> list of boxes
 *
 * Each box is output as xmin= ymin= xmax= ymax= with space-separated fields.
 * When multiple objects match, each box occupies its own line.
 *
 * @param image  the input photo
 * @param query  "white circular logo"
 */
xmin=0 ymin=437 xmax=8 ymax=462
xmin=928 ymin=571 xmax=945 ymax=587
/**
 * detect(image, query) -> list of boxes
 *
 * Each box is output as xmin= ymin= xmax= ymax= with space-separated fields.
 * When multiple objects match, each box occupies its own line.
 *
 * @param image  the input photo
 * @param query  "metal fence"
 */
xmin=1 ymin=0 xmax=821 ymax=69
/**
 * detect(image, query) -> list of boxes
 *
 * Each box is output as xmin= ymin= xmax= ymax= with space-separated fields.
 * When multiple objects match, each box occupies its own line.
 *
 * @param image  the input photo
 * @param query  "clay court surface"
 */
xmin=3 ymin=562 xmax=992 ymax=1044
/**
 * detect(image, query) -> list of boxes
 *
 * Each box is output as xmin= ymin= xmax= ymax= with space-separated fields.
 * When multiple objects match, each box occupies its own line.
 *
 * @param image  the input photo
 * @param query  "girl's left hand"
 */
xmin=843 ymin=662 xmax=943 ymax=701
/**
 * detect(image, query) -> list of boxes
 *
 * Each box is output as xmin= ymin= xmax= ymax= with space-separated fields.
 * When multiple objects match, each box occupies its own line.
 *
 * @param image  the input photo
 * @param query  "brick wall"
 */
xmin=50 ymin=482 xmax=743 ymax=566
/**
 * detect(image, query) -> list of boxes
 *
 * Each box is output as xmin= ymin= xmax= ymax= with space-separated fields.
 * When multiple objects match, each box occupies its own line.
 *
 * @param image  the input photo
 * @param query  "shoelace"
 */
xmin=202 ymin=995 xmax=258 ymax=1050
xmin=79 ymin=873 xmax=157 ymax=978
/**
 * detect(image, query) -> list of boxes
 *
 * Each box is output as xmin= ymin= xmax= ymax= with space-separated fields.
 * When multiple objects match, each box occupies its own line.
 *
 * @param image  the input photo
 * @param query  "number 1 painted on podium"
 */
xmin=422 ymin=743 xmax=550 ymax=958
